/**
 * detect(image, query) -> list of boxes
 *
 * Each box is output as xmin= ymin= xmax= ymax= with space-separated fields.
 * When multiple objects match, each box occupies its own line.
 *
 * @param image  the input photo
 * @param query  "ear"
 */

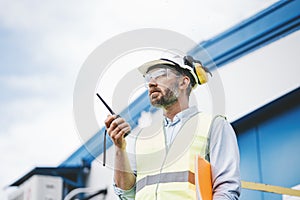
xmin=179 ymin=76 xmax=190 ymax=89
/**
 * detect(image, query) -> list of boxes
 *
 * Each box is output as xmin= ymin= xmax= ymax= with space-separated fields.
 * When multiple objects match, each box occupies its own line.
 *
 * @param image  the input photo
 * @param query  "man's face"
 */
xmin=145 ymin=67 xmax=181 ymax=108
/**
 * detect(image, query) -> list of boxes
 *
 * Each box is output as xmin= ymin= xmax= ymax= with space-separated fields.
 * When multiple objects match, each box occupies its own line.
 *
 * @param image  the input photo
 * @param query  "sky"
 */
xmin=0 ymin=0 xmax=278 ymax=198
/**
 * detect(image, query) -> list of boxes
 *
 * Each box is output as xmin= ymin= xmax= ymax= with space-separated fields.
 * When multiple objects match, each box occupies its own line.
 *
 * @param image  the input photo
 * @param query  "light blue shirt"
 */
xmin=114 ymin=106 xmax=241 ymax=200
xmin=164 ymin=106 xmax=197 ymax=148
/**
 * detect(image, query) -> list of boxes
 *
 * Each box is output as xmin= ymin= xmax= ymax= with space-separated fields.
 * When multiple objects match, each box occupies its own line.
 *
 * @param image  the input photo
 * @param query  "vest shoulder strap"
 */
xmin=206 ymin=114 xmax=226 ymax=161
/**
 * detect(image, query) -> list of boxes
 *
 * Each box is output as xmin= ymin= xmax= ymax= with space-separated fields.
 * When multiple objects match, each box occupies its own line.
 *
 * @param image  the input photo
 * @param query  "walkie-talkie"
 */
xmin=96 ymin=93 xmax=118 ymax=116
xmin=96 ymin=93 xmax=120 ymax=166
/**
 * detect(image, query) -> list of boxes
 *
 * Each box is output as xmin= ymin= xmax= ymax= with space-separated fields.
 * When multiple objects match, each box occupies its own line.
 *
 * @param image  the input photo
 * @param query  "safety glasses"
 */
xmin=144 ymin=68 xmax=180 ymax=85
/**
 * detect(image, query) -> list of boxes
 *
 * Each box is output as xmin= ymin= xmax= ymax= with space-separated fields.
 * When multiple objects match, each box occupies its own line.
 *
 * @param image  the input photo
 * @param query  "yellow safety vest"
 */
xmin=135 ymin=112 xmax=213 ymax=200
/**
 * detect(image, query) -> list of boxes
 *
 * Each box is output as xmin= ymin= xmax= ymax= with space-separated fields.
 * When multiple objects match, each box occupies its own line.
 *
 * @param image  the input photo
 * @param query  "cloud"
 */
xmin=0 ymin=0 xmax=278 ymax=198
xmin=0 ymin=95 xmax=81 ymax=183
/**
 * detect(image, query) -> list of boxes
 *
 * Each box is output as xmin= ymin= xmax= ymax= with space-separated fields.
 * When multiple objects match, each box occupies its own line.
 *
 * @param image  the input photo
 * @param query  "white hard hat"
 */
xmin=138 ymin=55 xmax=210 ymax=88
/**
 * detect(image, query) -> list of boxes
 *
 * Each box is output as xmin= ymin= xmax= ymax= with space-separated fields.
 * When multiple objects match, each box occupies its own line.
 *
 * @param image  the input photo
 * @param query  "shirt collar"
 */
xmin=164 ymin=106 xmax=198 ymax=127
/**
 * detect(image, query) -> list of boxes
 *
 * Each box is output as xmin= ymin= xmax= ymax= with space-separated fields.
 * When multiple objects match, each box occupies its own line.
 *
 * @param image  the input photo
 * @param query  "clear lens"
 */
xmin=144 ymin=68 xmax=167 ymax=83
xmin=144 ymin=68 xmax=181 ymax=88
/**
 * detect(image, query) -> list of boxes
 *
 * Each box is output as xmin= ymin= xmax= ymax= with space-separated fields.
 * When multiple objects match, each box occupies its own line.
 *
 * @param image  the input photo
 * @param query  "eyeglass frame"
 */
xmin=143 ymin=66 xmax=182 ymax=85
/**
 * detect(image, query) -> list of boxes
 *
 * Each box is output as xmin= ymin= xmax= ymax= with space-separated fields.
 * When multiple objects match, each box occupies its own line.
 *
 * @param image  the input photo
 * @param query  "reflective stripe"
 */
xmin=136 ymin=171 xmax=195 ymax=192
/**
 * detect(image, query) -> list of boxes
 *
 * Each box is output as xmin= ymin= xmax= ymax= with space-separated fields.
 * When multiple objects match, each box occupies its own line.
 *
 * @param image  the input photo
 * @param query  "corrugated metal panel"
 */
xmin=235 ymin=88 xmax=300 ymax=200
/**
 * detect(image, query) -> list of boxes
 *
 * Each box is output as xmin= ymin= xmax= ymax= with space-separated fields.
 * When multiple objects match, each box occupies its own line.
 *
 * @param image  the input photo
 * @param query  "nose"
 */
xmin=147 ymin=78 xmax=158 ymax=88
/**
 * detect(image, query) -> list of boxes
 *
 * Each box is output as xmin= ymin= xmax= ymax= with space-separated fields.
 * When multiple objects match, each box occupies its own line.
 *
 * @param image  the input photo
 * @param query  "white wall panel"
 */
xmin=218 ymin=31 xmax=300 ymax=121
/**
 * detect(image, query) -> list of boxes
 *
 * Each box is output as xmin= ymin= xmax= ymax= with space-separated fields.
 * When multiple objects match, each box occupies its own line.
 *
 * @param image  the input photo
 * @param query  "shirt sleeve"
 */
xmin=113 ymin=182 xmax=136 ymax=200
xmin=112 ymin=136 xmax=137 ymax=199
xmin=209 ymin=116 xmax=241 ymax=200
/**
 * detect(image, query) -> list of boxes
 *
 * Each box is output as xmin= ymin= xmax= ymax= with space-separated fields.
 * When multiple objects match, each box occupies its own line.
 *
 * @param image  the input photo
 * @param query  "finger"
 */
xmin=113 ymin=117 xmax=125 ymax=125
xmin=108 ymin=125 xmax=120 ymax=138
xmin=116 ymin=122 xmax=130 ymax=131
xmin=111 ymin=120 xmax=130 ymax=134
xmin=117 ymin=125 xmax=131 ymax=138
xmin=104 ymin=115 xmax=118 ymax=128
xmin=111 ymin=127 xmax=130 ymax=141
xmin=107 ymin=120 xmax=123 ymax=136
xmin=108 ymin=123 xmax=130 ymax=140
xmin=121 ymin=126 xmax=131 ymax=136
xmin=109 ymin=117 xmax=126 ymax=130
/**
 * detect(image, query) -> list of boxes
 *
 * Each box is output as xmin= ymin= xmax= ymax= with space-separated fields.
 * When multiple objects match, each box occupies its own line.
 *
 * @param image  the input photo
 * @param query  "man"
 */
xmin=104 ymin=55 xmax=241 ymax=199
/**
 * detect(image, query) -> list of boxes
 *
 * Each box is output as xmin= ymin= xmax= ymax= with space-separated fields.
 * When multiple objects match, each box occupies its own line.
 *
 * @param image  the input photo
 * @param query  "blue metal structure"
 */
xmin=234 ymin=88 xmax=300 ymax=200
xmin=59 ymin=0 xmax=300 ymax=167
xmin=189 ymin=0 xmax=300 ymax=68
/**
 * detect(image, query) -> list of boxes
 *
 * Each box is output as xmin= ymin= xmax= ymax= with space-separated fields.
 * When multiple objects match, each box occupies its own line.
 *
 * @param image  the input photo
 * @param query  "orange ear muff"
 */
xmin=194 ymin=63 xmax=208 ymax=84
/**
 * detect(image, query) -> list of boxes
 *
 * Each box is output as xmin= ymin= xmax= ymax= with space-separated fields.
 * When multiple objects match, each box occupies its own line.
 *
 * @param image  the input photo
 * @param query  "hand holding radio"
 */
xmin=96 ymin=93 xmax=131 ymax=166
xmin=104 ymin=114 xmax=131 ymax=150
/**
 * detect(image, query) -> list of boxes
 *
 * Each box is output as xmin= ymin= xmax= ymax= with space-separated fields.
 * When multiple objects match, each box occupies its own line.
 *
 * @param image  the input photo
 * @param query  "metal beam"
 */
xmin=189 ymin=0 xmax=300 ymax=68
xmin=59 ymin=0 xmax=300 ymax=167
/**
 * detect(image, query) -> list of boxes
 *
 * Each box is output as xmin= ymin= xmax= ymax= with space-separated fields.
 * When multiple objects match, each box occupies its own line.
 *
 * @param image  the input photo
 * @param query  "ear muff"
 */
xmin=183 ymin=55 xmax=210 ymax=86
xmin=194 ymin=63 xmax=208 ymax=84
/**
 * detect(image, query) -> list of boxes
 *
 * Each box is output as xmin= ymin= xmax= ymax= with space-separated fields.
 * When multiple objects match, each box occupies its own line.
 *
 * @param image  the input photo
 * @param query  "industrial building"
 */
xmin=7 ymin=0 xmax=300 ymax=199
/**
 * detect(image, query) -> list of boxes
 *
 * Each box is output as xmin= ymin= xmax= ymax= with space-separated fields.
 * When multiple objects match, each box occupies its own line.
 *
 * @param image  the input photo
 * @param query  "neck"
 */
xmin=163 ymin=99 xmax=189 ymax=121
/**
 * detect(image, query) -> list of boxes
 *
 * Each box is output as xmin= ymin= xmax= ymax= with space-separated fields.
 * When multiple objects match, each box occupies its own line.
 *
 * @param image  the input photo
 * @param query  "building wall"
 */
xmin=235 ymin=88 xmax=300 ymax=200
xmin=85 ymin=148 xmax=115 ymax=200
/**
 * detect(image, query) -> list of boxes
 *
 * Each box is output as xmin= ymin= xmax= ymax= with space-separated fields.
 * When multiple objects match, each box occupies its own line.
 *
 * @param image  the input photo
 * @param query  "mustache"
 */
xmin=148 ymin=87 xmax=162 ymax=95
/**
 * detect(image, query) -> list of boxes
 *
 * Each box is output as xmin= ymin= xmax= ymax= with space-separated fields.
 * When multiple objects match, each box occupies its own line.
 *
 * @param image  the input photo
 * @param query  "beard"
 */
xmin=149 ymin=83 xmax=179 ymax=108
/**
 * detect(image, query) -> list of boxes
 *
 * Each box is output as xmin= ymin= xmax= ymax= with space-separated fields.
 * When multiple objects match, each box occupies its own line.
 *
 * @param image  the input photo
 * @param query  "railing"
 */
xmin=242 ymin=181 xmax=300 ymax=197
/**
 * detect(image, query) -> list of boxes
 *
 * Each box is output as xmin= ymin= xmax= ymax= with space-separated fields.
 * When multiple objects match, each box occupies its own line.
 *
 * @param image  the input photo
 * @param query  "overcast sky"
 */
xmin=0 ymin=0 xmax=277 ymax=198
